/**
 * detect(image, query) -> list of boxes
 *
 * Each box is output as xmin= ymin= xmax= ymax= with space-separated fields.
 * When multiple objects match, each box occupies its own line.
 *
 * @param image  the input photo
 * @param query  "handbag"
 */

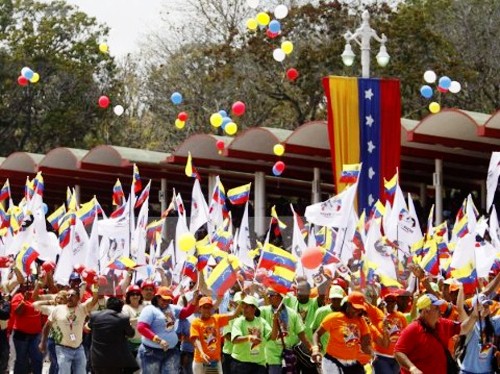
xmin=276 ymin=313 xmax=297 ymax=374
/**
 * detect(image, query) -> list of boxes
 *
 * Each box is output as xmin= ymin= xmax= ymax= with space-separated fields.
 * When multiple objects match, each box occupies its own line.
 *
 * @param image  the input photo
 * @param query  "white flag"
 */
xmin=487 ymin=152 xmax=500 ymax=211
xmin=291 ymin=204 xmax=314 ymax=280
xmin=98 ymin=213 xmax=130 ymax=264
xmin=490 ymin=206 xmax=500 ymax=250
xmin=305 ymin=182 xmax=358 ymax=228
xmin=85 ymin=212 xmax=99 ymax=270
xmin=189 ymin=179 xmax=209 ymax=234
xmin=131 ymin=196 xmax=149 ymax=265
xmin=364 ymin=219 xmax=397 ymax=279
xmin=237 ymin=202 xmax=253 ymax=268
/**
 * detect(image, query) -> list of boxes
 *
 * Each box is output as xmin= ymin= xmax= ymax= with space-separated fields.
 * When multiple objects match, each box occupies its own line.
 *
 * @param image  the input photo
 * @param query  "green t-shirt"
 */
xmin=231 ymin=315 xmax=271 ymax=366
xmin=222 ymin=320 xmax=234 ymax=355
xmin=260 ymin=305 xmax=305 ymax=365
xmin=284 ymin=295 xmax=319 ymax=341
xmin=310 ymin=305 xmax=334 ymax=353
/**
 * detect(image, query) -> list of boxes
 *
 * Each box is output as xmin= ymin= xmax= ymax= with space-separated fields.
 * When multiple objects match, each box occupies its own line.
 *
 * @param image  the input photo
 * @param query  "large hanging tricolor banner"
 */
xmin=322 ymin=76 xmax=401 ymax=212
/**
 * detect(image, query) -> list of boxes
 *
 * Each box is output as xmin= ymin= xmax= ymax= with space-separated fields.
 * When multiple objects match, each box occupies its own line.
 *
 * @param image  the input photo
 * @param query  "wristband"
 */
xmin=311 ymin=345 xmax=319 ymax=353
xmin=152 ymin=335 xmax=161 ymax=344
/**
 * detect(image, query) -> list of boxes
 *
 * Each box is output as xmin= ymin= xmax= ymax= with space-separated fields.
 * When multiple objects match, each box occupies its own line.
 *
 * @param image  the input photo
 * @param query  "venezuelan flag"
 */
xmin=110 ymin=203 xmax=126 ymax=218
xmin=206 ymin=258 xmax=237 ymax=296
xmin=211 ymin=229 xmax=233 ymax=252
xmin=323 ymin=76 xmax=401 ymax=210
xmin=58 ymin=212 xmax=76 ymax=248
xmin=47 ymin=204 xmax=66 ymax=230
xmin=259 ymin=244 xmax=297 ymax=272
xmin=379 ymin=273 xmax=403 ymax=297
xmin=77 ymin=198 xmax=97 ymax=226
xmin=15 ymin=245 xmax=39 ymax=274
xmin=454 ymin=216 xmax=469 ymax=238
xmin=227 ymin=183 xmax=251 ymax=205
xmin=182 ymin=256 xmax=198 ymax=282
xmin=322 ymin=248 xmax=340 ymax=265
xmin=33 ymin=172 xmax=44 ymax=197
xmin=0 ymin=205 xmax=9 ymax=229
xmin=339 ymin=163 xmax=361 ymax=184
xmin=264 ymin=266 xmax=296 ymax=294
xmin=135 ymin=180 xmax=151 ymax=208
xmin=112 ymin=179 xmax=125 ymax=206
xmin=196 ymin=245 xmax=213 ymax=271
xmin=132 ymin=164 xmax=142 ymax=195
xmin=371 ymin=200 xmax=386 ymax=220
xmin=146 ymin=219 xmax=164 ymax=239
xmin=185 ymin=152 xmax=200 ymax=180
xmin=384 ymin=172 xmax=398 ymax=199
xmin=108 ymin=256 xmax=137 ymax=270
xmin=419 ymin=239 xmax=439 ymax=276
xmin=0 ymin=180 xmax=10 ymax=202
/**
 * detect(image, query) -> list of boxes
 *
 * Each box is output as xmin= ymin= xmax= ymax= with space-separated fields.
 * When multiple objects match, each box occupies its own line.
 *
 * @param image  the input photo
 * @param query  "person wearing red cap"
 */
xmin=141 ymin=280 xmax=156 ymax=304
xmin=137 ymin=286 xmax=198 ymax=373
xmin=312 ymin=291 xmax=372 ymax=374
xmin=121 ymin=285 xmax=145 ymax=363
xmin=190 ymin=296 xmax=243 ymax=373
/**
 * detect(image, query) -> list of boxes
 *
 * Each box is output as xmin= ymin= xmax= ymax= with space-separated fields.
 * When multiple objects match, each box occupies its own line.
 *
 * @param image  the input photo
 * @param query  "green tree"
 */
xmin=0 ymin=0 xmax=122 ymax=155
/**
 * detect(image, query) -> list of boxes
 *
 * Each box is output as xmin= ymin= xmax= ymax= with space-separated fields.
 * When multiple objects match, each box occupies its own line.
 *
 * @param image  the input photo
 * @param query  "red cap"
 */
xmin=141 ymin=280 xmax=156 ymax=290
xmin=126 ymin=285 xmax=141 ymax=294
xmin=42 ymin=261 xmax=56 ymax=273
xmin=332 ymin=277 xmax=348 ymax=291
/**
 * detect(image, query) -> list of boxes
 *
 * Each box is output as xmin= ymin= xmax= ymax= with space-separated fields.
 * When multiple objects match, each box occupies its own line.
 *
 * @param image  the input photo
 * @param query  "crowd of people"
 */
xmin=1 ymin=257 xmax=500 ymax=374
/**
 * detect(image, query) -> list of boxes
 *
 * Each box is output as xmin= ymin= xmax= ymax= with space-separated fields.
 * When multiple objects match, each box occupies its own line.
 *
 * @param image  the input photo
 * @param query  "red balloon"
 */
xmin=274 ymin=161 xmax=285 ymax=173
xmin=231 ymin=101 xmax=246 ymax=116
xmin=98 ymin=275 xmax=108 ymax=287
xmin=286 ymin=68 xmax=299 ymax=81
xmin=98 ymin=95 xmax=110 ymax=108
xmin=82 ymin=268 xmax=97 ymax=284
xmin=216 ymin=140 xmax=225 ymax=151
xmin=17 ymin=76 xmax=28 ymax=86
xmin=301 ymin=246 xmax=324 ymax=269
xmin=266 ymin=29 xmax=279 ymax=39
xmin=437 ymin=86 xmax=448 ymax=93
xmin=178 ymin=111 xmax=188 ymax=121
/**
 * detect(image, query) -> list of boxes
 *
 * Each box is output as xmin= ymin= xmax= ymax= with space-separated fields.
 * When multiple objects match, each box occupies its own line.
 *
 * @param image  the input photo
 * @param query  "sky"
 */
xmin=64 ymin=0 xmax=166 ymax=57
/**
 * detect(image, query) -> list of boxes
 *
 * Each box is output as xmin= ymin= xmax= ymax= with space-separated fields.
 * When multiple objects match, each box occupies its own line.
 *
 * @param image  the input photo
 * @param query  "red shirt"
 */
xmin=394 ymin=317 xmax=460 ymax=374
xmin=10 ymin=293 xmax=42 ymax=334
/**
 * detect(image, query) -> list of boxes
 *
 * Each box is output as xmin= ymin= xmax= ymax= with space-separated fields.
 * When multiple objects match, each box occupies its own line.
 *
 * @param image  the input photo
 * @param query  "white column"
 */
xmin=419 ymin=183 xmax=427 ymax=209
xmin=160 ymin=178 xmax=167 ymax=239
xmin=74 ymin=184 xmax=81 ymax=205
xmin=312 ymin=167 xmax=321 ymax=203
xmin=434 ymin=159 xmax=443 ymax=225
xmin=254 ymin=172 xmax=266 ymax=237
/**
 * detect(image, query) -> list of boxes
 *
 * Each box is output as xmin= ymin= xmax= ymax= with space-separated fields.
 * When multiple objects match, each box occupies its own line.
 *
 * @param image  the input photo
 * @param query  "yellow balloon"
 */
xmin=225 ymin=122 xmax=238 ymax=135
xmin=246 ymin=18 xmax=258 ymax=31
xmin=175 ymin=119 xmax=186 ymax=129
xmin=281 ymin=41 xmax=294 ymax=55
xmin=210 ymin=113 xmax=223 ymax=127
xmin=99 ymin=43 xmax=108 ymax=53
xmin=256 ymin=12 xmax=270 ymax=26
xmin=179 ymin=233 xmax=196 ymax=252
xmin=273 ymin=144 xmax=285 ymax=156
xmin=429 ymin=102 xmax=441 ymax=114
xmin=30 ymin=72 xmax=40 ymax=83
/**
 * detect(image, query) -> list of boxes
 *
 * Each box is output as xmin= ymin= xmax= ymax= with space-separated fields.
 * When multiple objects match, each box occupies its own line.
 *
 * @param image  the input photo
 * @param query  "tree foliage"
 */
xmin=0 ymin=0 xmax=122 ymax=155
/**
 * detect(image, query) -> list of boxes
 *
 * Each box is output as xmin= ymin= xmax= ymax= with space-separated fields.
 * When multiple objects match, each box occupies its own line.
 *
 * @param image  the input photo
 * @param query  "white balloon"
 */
xmin=449 ymin=81 xmax=461 ymax=93
xmin=423 ymin=70 xmax=436 ymax=84
xmin=273 ymin=48 xmax=286 ymax=62
xmin=247 ymin=0 xmax=259 ymax=9
xmin=274 ymin=4 xmax=288 ymax=19
xmin=113 ymin=105 xmax=124 ymax=116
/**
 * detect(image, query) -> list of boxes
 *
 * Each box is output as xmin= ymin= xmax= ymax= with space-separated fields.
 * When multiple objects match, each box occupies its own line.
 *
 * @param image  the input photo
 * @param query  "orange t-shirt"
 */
xmin=374 ymin=311 xmax=408 ymax=356
xmin=190 ymin=314 xmax=230 ymax=363
xmin=320 ymin=312 xmax=370 ymax=361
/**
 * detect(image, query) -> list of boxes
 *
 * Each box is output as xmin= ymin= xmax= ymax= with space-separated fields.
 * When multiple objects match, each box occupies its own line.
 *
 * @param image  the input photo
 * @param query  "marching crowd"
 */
xmin=1 ymin=259 xmax=500 ymax=374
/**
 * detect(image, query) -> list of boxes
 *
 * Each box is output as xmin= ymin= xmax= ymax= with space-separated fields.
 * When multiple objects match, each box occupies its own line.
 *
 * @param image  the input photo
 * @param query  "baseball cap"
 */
xmin=332 ymin=277 xmax=348 ymax=291
xmin=242 ymin=295 xmax=261 ymax=317
xmin=417 ymin=293 xmax=445 ymax=310
xmin=154 ymin=286 xmax=173 ymax=301
xmin=141 ymin=280 xmax=156 ymax=290
xmin=126 ymin=285 xmax=141 ymax=294
xmin=329 ymin=285 xmax=346 ymax=299
xmin=199 ymin=297 xmax=214 ymax=307
xmin=347 ymin=291 xmax=367 ymax=311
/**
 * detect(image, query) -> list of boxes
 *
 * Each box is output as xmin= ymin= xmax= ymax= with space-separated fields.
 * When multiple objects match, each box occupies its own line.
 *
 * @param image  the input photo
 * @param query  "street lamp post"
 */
xmin=341 ymin=10 xmax=390 ymax=78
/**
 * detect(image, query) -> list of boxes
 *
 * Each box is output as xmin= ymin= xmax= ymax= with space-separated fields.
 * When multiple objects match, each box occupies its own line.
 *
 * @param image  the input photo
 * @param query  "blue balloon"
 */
xmin=420 ymin=85 xmax=433 ymax=99
xmin=218 ymin=110 xmax=228 ymax=118
xmin=272 ymin=165 xmax=282 ymax=176
xmin=170 ymin=92 xmax=183 ymax=105
xmin=42 ymin=203 xmax=48 ymax=215
xmin=221 ymin=116 xmax=232 ymax=129
xmin=21 ymin=67 xmax=34 ymax=80
xmin=438 ymin=76 xmax=451 ymax=90
xmin=269 ymin=20 xmax=281 ymax=33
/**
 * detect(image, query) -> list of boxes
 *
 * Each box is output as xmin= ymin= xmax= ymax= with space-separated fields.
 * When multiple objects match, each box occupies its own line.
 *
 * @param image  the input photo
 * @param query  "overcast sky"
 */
xmin=64 ymin=0 xmax=166 ymax=57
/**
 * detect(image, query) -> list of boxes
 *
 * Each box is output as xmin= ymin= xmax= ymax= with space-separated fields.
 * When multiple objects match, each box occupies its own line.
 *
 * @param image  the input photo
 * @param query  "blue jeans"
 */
xmin=373 ymin=355 xmax=400 ymax=374
xmin=268 ymin=364 xmax=283 ymax=374
xmin=55 ymin=344 xmax=86 ymax=374
xmin=138 ymin=344 xmax=180 ymax=374
xmin=13 ymin=331 xmax=43 ymax=374
xmin=47 ymin=337 xmax=58 ymax=374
